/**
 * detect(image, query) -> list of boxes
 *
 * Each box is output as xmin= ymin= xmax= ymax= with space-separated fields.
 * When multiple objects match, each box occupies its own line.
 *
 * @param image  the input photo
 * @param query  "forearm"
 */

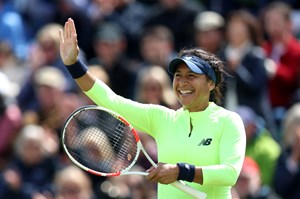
xmin=194 ymin=167 xmax=203 ymax=185
xmin=65 ymin=59 xmax=96 ymax=92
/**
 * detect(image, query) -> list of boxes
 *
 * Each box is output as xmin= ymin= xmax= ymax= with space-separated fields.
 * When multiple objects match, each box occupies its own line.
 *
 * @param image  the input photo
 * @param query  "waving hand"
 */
xmin=59 ymin=18 xmax=80 ymax=65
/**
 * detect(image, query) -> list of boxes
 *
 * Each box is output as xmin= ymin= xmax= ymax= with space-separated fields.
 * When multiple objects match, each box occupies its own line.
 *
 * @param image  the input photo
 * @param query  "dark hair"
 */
xmin=141 ymin=25 xmax=174 ymax=44
xmin=262 ymin=1 xmax=291 ymax=22
xmin=226 ymin=9 xmax=263 ymax=46
xmin=178 ymin=47 xmax=227 ymax=105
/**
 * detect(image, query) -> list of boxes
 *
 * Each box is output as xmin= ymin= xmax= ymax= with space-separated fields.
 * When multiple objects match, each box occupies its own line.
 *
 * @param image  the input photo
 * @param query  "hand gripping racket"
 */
xmin=61 ymin=105 xmax=207 ymax=199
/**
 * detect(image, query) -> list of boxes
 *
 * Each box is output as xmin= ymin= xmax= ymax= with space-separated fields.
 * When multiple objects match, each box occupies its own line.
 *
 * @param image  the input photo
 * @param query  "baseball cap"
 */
xmin=34 ymin=66 xmax=66 ymax=90
xmin=94 ymin=23 xmax=124 ymax=43
xmin=194 ymin=11 xmax=224 ymax=32
xmin=168 ymin=55 xmax=217 ymax=84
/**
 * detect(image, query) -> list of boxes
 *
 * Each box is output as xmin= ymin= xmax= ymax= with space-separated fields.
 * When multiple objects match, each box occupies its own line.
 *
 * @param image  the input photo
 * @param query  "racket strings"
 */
xmin=64 ymin=109 xmax=138 ymax=174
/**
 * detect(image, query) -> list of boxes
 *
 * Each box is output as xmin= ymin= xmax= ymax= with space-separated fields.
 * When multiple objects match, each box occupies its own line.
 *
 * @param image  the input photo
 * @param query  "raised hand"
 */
xmin=59 ymin=18 xmax=80 ymax=65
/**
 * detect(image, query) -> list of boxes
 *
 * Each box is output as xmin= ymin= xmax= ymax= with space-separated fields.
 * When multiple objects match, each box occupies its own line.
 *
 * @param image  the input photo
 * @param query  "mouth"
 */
xmin=178 ymin=89 xmax=193 ymax=95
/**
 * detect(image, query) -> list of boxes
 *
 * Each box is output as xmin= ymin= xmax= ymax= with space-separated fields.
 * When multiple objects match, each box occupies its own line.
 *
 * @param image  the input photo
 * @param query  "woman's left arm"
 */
xmin=197 ymin=112 xmax=246 ymax=186
xmin=147 ymin=112 xmax=246 ymax=186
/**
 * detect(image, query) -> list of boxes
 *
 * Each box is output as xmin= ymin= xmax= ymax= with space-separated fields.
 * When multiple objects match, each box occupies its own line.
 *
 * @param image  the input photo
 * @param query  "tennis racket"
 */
xmin=61 ymin=105 xmax=207 ymax=199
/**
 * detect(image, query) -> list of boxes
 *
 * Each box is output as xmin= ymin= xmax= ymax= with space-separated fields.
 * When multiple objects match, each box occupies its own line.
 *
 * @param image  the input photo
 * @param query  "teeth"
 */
xmin=180 ymin=90 xmax=192 ymax=94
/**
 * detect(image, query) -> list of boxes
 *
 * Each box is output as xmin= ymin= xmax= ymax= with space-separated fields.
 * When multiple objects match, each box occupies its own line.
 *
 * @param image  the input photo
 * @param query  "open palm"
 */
xmin=59 ymin=18 xmax=80 ymax=65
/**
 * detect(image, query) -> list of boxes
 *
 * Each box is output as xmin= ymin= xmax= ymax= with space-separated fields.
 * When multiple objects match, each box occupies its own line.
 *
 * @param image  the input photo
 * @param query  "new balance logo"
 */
xmin=198 ymin=138 xmax=212 ymax=146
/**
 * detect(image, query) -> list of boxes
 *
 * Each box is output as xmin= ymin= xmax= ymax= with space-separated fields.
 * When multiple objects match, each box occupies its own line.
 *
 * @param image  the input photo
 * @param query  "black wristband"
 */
xmin=66 ymin=59 xmax=88 ymax=79
xmin=177 ymin=162 xmax=195 ymax=182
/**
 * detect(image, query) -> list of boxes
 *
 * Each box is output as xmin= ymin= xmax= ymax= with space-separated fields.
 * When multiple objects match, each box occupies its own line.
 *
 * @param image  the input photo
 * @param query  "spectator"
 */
xmin=139 ymin=25 xmax=177 ymax=71
xmin=107 ymin=0 xmax=153 ymax=60
xmin=261 ymin=1 xmax=300 ymax=136
xmin=0 ymin=40 xmax=27 ymax=92
xmin=28 ymin=66 xmax=80 ymax=136
xmin=233 ymin=156 xmax=265 ymax=199
xmin=54 ymin=165 xmax=96 ymax=199
xmin=17 ymin=23 xmax=78 ymax=112
xmin=221 ymin=9 xmax=275 ymax=132
xmin=194 ymin=11 xmax=225 ymax=56
xmin=0 ymin=124 xmax=57 ymax=199
xmin=134 ymin=65 xmax=179 ymax=109
xmin=0 ymin=72 xmax=22 ymax=169
xmin=235 ymin=106 xmax=280 ymax=188
xmin=89 ymin=22 xmax=137 ymax=99
xmin=55 ymin=0 xmax=94 ymax=59
xmin=13 ymin=0 xmax=57 ymax=42
xmin=144 ymin=0 xmax=201 ymax=51
xmin=273 ymin=103 xmax=300 ymax=199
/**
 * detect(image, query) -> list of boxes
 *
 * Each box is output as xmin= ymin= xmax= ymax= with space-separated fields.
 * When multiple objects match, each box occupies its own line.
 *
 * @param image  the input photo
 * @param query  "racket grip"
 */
xmin=170 ymin=181 xmax=207 ymax=199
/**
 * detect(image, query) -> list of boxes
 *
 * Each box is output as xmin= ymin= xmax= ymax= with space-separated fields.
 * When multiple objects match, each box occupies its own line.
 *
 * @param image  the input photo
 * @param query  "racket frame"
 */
xmin=62 ymin=105 xmax=207 ymax=199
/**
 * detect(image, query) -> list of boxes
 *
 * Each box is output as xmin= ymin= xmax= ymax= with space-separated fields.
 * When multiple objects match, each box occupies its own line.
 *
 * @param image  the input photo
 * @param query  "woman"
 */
xmin=59 ymin=18 xmax=246 ymax=199
xmin=221 ymin=10 xmax=275 ymax=134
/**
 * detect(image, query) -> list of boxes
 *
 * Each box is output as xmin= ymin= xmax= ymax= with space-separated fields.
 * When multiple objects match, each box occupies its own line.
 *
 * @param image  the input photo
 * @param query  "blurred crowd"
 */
xmin=0 ymin=0 xmax=300 ymax=198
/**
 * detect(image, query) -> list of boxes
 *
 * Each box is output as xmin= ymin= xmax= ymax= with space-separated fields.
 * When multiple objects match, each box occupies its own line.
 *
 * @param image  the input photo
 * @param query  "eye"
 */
xmin=174 ymin=73 xmax=181 ymax=77
xmin=188 ymin=73 xmax=196 ymax=78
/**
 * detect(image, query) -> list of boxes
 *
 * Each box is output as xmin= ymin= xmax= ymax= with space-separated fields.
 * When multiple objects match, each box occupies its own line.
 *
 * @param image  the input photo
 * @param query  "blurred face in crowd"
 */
xmin=195 ymin=30 xmax=223 ymax=54
xmin=226 ymin=19 xmax=249 ymax=46
xmin=36 ymin=85 xmax=62 ymax=110
xmin=173 ymin=63 xmax=214 ymax=112
xmin=264 ymin=9 xmax=291 ymax=42
xmin=141 ymin=78 xmax=163 ymax=104
xmin=141 ymin=36 xmax=171 ymax=67
xmin=55 ymin=167 xmax=92 ymax=199
xmin=20 ymin=138 xmax=43 ymax=165
xmin=39 ymin=39 xmax=59 ymax=64
xmin=94 ymin=40 xmax=125 ymax=67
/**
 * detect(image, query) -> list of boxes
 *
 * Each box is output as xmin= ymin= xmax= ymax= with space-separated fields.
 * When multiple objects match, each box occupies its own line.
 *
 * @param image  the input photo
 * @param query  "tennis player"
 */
xmin=59 ymin=18 xmax=246 ymax=199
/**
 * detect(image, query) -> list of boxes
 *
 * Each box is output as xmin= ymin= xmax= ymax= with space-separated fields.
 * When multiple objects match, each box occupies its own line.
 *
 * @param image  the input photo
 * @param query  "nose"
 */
xmin=178 ymin=76 xmax=188 ymax=86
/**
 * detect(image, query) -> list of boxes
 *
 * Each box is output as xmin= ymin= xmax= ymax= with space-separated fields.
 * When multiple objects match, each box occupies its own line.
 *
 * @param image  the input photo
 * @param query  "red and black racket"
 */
xmin=61 ymin=105 xmax=207 ymax=199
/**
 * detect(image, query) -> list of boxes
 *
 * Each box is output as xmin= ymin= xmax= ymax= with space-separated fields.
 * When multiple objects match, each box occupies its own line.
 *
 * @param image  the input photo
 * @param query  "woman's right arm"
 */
xmin=59 ymin=18 xmax=95 ymax=92
xmin=58 ymin=18 xmax=168 ymax=136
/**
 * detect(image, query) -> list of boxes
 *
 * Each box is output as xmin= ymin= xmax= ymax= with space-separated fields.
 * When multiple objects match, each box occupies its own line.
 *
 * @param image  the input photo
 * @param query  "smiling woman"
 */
xmin=168 ymin=48 xmax=226 ymax=112
xmin=59 ymin=18 xmax=246 ymax=199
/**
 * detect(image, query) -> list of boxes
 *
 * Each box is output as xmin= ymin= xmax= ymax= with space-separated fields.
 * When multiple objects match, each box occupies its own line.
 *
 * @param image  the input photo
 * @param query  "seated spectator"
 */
xmin=194 ymin=11 xmax=225 ymax=56
xmin=0 ymin=40 xmax=27 ymax=92
xmin=0 ymin=124 xmax=57 ymax=199
xmin=139 ymin=25 xmax=177 ymax=71
xmin=24 ymin=66 xmax=81 ymax=138
xmin=144 ymin=0 xmax=201 ymax=51
xmin=54 ymin=165 xmax=96 ymax=199
xmin=134 ymin=65 xmax=179 ymax=109
xmin=0 ymin=72 xmax=22 ymax=169
xmin=89 ymin=22 xmax=137 ymax=99
xmin=233 ymin=156 xmax=263 ymax=199
xmin=235 ymin=106 xmax=280 ymax=188
xmin=273 ymin=103 xmax=300 ymax=199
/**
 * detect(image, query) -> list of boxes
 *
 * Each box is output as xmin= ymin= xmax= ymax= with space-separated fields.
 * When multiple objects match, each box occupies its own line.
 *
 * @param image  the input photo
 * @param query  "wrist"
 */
xmin=66 ymin=59 xmax=88 ymax=79
xmin=176 ymin=162 xmax=195 ymax=182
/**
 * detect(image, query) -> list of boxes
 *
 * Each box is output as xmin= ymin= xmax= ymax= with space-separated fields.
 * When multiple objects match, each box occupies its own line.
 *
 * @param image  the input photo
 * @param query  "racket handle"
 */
xmin=170 ymin=181 xmax=207 ymax=199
